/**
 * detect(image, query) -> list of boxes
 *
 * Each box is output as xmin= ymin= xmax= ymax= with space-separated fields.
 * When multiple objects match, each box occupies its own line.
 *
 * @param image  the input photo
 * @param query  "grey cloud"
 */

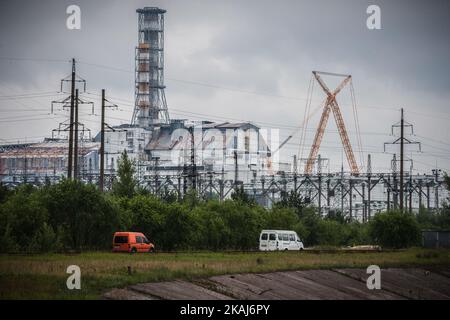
xmin=0 ymin=0 xmax=449 ymax=172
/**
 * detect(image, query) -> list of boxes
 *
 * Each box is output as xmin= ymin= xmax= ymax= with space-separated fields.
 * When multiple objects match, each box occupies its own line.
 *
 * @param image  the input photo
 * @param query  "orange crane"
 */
xmin=304 ymin=71 xmax=359 ymax=175
xmin=266 ymin=71 xmax=361 ymax=175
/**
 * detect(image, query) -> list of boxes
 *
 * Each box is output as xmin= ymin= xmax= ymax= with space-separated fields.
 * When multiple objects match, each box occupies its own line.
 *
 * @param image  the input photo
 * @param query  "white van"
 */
xmin=259 ymin=230 xmax=304 ymax=251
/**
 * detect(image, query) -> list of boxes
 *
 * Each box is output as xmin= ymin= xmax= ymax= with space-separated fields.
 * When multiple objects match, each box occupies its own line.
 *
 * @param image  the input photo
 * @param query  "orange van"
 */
xmin=112 ymin=232 xmax=155 ymax=253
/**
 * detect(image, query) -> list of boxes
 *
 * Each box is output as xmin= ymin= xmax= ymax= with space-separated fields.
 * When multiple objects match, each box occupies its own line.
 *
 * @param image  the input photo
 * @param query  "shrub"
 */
xmin=343 ymin=222 xmax=371 ymax=246
xmin=297 ymin=207 xmax=322 ymax=246
xmin=126 ymin=194 xmax=165 ymax=245
xmin=191 ymin=204 xmax=229 ymax=251
xmin=0 ymin=186 xmax=49 ymax=252
xmin=224 ymin=201 xmax=265 ymax=250
xmin=369 ymin=210 xmax=421 ymax=248
xmin=160 ymin=203 xmax=195 ymax=251
xmin=316 ymin=219 xmax=346 ymax=246
xmin=40 ymin=179 xmax=121 ymax=250
xmin=28 ymin=223 xmax=63 ymax=253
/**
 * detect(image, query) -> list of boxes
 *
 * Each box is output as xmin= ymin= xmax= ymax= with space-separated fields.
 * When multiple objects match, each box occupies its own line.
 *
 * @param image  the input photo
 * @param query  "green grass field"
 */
xmin=1 ymin=248 xmax=449 ymax=299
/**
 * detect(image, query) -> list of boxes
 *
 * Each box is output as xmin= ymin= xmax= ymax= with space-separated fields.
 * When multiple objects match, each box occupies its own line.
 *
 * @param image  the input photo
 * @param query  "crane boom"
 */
xmin=305 ymin=71 xmax=359 ymax=175
xmin=266 ymin=71 xmax=360 ymax=176
xmin=305 ymin=97 xmax=332 ymax=173
xmin=330 ymin=100 xmax=359 ymax=174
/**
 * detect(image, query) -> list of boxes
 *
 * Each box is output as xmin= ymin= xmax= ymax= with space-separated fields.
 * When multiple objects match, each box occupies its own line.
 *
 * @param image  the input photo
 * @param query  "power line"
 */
xmin=0 ymin=57 xmax=70 ymax=63
xmin=83 ymin=91 xmax=396 ymax=136
xmin=0 ymin=115 xmax=65 ymax=123
xmin=4 ymin=57 xmax=450 ymax=122
xmin=0 ymin=91 xmax=63 ymax=100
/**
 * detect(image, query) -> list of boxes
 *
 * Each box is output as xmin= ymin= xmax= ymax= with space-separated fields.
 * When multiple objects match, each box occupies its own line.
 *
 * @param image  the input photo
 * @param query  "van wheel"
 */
xmin=299 ymin=248 xmax=304 ymax=251
xmin=284 ymin=248 xmax=288 ymax=251
xmin=148 ymin=247 xmax=155 ymax=253
xmin=130 ymin=247 xmax=137 ymax=254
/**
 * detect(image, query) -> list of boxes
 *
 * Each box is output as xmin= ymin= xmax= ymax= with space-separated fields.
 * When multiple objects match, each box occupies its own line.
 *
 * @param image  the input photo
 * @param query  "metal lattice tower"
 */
xmin=132 ymin=7 xmax=170 ymax=128
xmin=305 ymin=71 xmax=359 ymax=175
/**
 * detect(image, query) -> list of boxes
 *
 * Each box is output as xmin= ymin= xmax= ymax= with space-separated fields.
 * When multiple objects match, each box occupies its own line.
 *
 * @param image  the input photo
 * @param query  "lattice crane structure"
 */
xmin=305 ymin=71 xmax=360 ymax=175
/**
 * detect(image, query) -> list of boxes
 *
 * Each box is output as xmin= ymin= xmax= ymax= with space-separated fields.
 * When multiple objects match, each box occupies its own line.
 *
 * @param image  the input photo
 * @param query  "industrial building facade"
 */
xmin=0 ymin=139 xmax=100 ymax=185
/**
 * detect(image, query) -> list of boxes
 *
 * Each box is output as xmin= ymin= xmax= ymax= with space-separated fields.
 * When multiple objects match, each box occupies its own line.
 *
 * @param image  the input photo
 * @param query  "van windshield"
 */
xmin=261 ymin=233 xmax=268 ymax=240
xmin=114 ymin=236 xmax=128 ymax=244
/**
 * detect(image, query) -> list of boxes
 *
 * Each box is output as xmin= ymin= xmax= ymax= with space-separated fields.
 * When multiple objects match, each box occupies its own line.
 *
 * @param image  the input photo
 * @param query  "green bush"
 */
xmin=40 ymin=179 xmax=121 ymax=250
xmin=368 ymin=210 xmax=421 ymax=248
xmin=297 ymin=207 xmax=321 ymax=246
xmin=126 ymin=194 xmax=165 ymax=244
xmin=344 ymin=222 xmax=371 ymax=246
xmin=220 ymin=201 xmax=265 ymax=250
xmin=159 ymin=203 xmax=195 ymax=251
xmin=0 ymin=186 xmax=59 ymax=252
xmin=28 ymin=223 xmax=63 ymax=253
xmin=191 ymin=203 xmax=229 ymax=251
xmin=315 ymin=219 xmax=346 ymax=246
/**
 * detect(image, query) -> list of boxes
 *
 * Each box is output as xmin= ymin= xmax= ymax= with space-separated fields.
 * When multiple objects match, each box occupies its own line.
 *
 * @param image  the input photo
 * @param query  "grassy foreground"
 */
xmin=1 ymin=248 xmax=449 ymax=299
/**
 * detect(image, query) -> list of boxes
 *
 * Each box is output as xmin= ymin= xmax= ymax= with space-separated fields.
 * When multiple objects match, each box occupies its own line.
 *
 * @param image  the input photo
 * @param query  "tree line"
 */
xmin=0 ymin=151 xmax=449 ymax=253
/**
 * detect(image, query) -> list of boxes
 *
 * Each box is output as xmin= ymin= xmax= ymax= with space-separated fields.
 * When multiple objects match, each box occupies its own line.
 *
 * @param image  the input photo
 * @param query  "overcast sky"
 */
xmin=0 ymin=0 xmax=449 ymax=173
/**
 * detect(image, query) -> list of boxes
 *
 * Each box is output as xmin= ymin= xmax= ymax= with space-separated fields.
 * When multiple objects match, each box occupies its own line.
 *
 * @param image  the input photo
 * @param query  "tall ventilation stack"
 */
xmin=132 ymin=7 xmax=169 ymax=128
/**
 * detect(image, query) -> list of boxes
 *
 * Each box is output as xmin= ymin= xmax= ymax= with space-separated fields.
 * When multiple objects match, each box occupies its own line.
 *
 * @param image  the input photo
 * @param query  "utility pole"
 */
xmin=99 ymin=89 xmax=105 ymax=192
xmin=189 ymin=126 xmax=196 ymax=192
xmin=387 ymin=175 xmax=391 ymax=211
xmin=23 ymin=146 xmax=28 ymax=183
xmin=367 ymin=154 xmax=372 ymax=220
xmin=293 ymin=155 xmax=298 ymax=193
xmin=349 ymin=178 xmax=353 ymax=221
xmin=96 ymin=91 xmax=120 ymax=192
xmin=400 ymin=108 xmax=404 ymax=209
xmin=154 ymin=157 xmax=160 ymax=195
xmin=220 ymin=166 xmax=224 ymax=201
xmin=340 ymin=164 xmax=344 ymax=214
xmin=362 ymin=182 xmax=366 ymax=222
xmin=68 ymin=58 xmax=76 ymax=179
xmin=317 ymin=154 xmax=322 ymax=217
xmin=73 ymin=89 xmax=79 ymax=180
xmin=183 ymin=163 xmax=188 ymax=196
xmin=433 ymin=168 xmax=441 ymax=209
xmin=234 ymin=151 xmax=238 ymax=188
xmin=51 ymin=59 xmax=90 ymax=179
xmin=326 ymin=178 xmax=331 ymax=208
xmin=409 ymin=163 xmax=413 ymax=213
xmin=384 ymin=108 xmax=420 ymax=211
xmin=392 ymin=154 xmax=398 ymax=209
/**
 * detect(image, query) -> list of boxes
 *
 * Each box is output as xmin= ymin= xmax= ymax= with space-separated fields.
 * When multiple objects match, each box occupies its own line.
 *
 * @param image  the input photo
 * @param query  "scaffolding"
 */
xmin=132 ymin=7 xmax=170 ymax=128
